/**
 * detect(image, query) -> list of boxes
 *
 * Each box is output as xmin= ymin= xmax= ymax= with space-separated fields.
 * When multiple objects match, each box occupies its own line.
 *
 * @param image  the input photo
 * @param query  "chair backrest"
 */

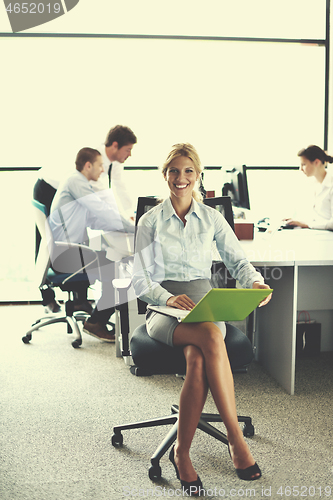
xmin=32 ymin=199 xmax=49 ymax=237
xmin=203 ymin=196 xmax=236 ymax=289
xmin=31 ymin=200 xmax=52 ymax=288
xmin=135 ymin=197 xmax=160 ymax=313
xmin=135 ymin=196 xmax=234 ymax=228
xmin=203 ymin=196 xmax=234 ymax=231
xmin=135 ymin=196 xmax=159 ymax=226
xmin=32 ymin=199 xmax=98 ymax=292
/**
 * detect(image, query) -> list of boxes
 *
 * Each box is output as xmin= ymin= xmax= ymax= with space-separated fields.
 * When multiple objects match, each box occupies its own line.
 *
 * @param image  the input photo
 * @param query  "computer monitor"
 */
xmin=222 ymin=166 xmax=250 ymax=210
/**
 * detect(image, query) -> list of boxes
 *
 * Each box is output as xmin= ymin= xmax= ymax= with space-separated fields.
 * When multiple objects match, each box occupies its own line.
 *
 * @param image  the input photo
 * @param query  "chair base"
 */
xmin=112 ymin=404 xmax=254 ymax=481
xmin=22 ymin=296 xmax=114 ymax=348
xmin=22 ymin=310 xmax=90 ymax=348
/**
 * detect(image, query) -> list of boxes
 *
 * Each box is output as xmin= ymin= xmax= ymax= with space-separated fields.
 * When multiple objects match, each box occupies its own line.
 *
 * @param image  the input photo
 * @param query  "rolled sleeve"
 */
xmin=308 ymin=216 xmax=333 ymax=231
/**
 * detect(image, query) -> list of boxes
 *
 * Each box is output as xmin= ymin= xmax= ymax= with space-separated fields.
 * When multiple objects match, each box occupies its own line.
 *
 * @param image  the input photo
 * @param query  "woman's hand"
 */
xmin=166 ymin=294 xmax=196 ymax=311
xmin=252 ymin=281 xmax=272 ymax=307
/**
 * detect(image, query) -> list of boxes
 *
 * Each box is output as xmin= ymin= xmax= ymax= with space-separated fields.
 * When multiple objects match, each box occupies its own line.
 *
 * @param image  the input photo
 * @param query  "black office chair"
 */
xmin=22 ymin=200 xmax=100 ymax=348
xmin=112 ymin=196 xmax=255 ymax=481
xmin=204 ymin=195 xmax=235 ymax=231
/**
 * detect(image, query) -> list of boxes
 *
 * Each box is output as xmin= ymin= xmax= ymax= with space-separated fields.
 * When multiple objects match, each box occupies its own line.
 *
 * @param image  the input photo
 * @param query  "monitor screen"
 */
xmin=222 ymin=166 xmax=250 ymax=210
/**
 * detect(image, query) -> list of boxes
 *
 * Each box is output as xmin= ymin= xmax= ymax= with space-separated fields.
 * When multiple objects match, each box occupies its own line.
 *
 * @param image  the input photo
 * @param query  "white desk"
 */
xmin=241 ymin=229 xmax=333 ymax=395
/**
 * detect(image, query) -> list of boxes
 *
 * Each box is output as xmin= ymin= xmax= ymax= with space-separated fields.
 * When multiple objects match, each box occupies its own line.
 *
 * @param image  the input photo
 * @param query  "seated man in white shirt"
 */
xmin=49 ymin=147 xmax=135 ymax=342
xmin=33 ymin=166 xmax=93 ymax=314
xmin=33 ymin=124 xmax=137 ymax=312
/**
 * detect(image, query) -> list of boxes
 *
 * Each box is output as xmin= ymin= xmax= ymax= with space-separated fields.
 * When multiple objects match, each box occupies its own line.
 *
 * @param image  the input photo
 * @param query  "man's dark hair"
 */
xmin=105 ymin=125 xmax=137 ymax=148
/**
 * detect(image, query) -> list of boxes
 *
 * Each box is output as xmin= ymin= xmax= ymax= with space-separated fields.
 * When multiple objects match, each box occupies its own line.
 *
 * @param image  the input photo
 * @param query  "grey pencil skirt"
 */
xmin=145 ymin=279 xmax=226 ymax=347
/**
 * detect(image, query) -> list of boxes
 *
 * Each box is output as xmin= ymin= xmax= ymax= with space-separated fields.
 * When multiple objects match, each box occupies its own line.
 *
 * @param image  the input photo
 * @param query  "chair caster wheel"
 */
xmin=72 ymin=339 xmax=82 ymax=348
xmin=243 ymin=423 xmax=255 ymax=437
xmin=148 ymin=464 xmax=161 ymax=481
xmin=22 ymin=334 xmax=31 ymax=344
xmin=111 ymin=432 xmax=123 ymax=446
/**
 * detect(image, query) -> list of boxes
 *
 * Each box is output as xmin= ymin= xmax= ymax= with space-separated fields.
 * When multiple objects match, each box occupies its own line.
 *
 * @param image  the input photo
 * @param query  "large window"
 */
xmin=0 ymin=0 xmax=329 ymax=301
xmin=0 ymin=38 xmax=326 ymax=167
xmin=0 ymin=170 xmax=40 ymax=301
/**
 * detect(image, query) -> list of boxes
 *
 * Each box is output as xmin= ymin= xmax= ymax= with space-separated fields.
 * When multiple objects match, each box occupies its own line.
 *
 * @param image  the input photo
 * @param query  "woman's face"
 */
xmin=300 ymin=156 xmax=317 ymax=177
xmin=164 ymin=156 xmax=199 ymax=200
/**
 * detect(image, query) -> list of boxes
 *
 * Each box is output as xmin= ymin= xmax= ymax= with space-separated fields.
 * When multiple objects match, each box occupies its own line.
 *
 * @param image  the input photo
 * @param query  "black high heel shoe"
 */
xmin=169 ymin=445 xmax=203 ymax=496
xmin=228 ymin=444 xmax=261 ymax=481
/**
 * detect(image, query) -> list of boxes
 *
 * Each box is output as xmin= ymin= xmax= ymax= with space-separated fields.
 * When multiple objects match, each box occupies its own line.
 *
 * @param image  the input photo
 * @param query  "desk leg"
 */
xmin=255 ymin=266 xmax=298 ymax=395
xmin=115 ymin=309 xmax=122 ymax=358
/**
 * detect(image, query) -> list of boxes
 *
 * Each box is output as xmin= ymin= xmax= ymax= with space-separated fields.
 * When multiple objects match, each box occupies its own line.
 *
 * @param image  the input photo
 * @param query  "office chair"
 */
xmin=203 ymin=196 xmax=235 ymax=231
xmin=22 ymin=200 xmax=100 ymax=348
xmin=112 ymin=196 xmax=255 ymax=481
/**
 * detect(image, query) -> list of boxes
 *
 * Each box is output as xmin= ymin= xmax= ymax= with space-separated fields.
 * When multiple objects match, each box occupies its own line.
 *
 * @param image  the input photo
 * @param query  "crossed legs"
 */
xmin=172 ymin=322 xmax=260 ymax=482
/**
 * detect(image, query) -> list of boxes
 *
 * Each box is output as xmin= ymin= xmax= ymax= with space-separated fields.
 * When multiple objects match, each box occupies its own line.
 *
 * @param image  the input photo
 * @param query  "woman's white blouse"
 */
xmin=307 ymin=170 xmax=333 ymax=230
xmin=132 ymin=198 xmax=263 ymax=306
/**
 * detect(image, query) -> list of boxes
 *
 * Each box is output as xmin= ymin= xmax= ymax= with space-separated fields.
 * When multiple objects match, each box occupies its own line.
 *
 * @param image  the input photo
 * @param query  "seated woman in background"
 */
xmin=284 ymin=145 xmax=333 ymax=230
xmin=132 ymin=143 xmax=271 ymax=495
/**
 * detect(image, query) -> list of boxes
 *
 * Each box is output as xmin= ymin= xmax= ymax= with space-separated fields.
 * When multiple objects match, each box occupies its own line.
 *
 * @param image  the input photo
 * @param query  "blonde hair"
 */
xmin=162 ymin=143 xmax=203 ymax=202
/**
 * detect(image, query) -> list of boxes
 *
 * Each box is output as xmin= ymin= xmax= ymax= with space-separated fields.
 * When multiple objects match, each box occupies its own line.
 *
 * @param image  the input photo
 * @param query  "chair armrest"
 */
xmin=54 ymin=241 xmax=101 ymax=284
xmin=55 ymin=241 xmax=96 ymax=253
xmin=112 ymin=278 xmax=132 ymax=291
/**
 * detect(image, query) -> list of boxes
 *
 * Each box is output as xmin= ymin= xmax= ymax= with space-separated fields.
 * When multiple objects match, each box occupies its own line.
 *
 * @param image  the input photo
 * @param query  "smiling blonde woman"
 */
xmin=132 ymin=143 xmax=272 ymax=495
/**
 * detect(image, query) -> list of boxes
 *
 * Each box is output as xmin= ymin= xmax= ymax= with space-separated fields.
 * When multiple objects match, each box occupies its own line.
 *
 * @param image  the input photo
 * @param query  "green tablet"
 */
xmin=147 ymin=288 xmax=273 ymax=323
